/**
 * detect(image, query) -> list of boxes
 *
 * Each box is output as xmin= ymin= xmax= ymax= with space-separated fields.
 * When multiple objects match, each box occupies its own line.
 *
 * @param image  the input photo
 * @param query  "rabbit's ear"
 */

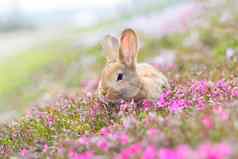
xmin=101 ymin=35 xmax=119 ymax=63
xmin=119 ymin=28 xmax=139 ymax=68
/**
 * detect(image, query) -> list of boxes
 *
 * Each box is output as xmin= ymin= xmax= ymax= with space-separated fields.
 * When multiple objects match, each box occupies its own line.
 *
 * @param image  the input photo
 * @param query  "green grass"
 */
xmin=0 ymin=38 xmax=83 ymax=112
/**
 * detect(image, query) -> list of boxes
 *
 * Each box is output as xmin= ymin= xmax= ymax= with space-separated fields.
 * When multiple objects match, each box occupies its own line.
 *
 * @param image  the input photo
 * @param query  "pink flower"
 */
xmin=47 ymin=115 xmax=55 ymax=127
xmin=143 ymin=145 xmax=158 ymax=159
xmin=20 ymin=148 xmax=29 ymax=157
xmin=216 ymin=79 xmax=230 ymax=93
xmin=70 ymin=151 xmax=94 ymax=159
xmin=119 ymin=143 xmax=143 ymax=159
xmin=201 ymin=115 xmax=214 ymax=129
xmin=147 ymin=128 xmax=159 ymax=138
xmin=43 ymin=144 xmax=48 ymax=153
xmin=191 ymin=80 xmax=209 ymax=96
xmin=157 ymin=90 xmax=173 ymax=108
xmin=126 ymin=144 xmax=142 ymax=154
xmin=196 ymin=97 xmax=207 ymax=110
xmin=68 ymin=149 xmax=77 ymax=158
xmin=176 ymin=145 xmax=192 ymax=159
xmin=170 ymin=99 xmax=189 ymax=112
xmin=97 ymin=138 xmax=109 ymax=151
xmin=213 ymin=106 xmax=229 ymax=121
xmin=78 ymin=136 xmax=90 ymax=146
xmin=90 ymin=103 xmax=101 ymax=118
xmin=120 ymin=101 xmax=130 ymax=111
xmin=100 ymin=127 xmax=111 ymax=136
xmin=57 ymin=147 xmax=65 ymax=156
xmin=159 ymin=145 xmax=192 ymax=159
xmin=117 ymin=133 xmax=129 ymax=145
xmin=212 ymin=87 xmax=223 ymax=98
xmin=26 ymin=110 xmax=33 ymax=118
xmin=198 ymin=143 xmax=232 ymax=159
xmin=220 ymin=111 xmax=229 ymax=121
xmin=159 ymin=148 xmax=177 ymax=159
xmin=232 ymin=87 xmax=238 ymax=97
xmin=143 ymin=100 xmax=154 ymax=110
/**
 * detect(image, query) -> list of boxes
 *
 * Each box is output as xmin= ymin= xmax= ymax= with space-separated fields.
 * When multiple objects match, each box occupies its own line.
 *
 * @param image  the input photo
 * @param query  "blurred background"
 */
xmin=0 ymin=0 xmax=237 ymax=121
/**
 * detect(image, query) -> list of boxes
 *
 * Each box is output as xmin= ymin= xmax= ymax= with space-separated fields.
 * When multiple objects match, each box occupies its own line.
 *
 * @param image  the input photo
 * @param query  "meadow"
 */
xmin=0 ymin=1 xmax=238 ymax=158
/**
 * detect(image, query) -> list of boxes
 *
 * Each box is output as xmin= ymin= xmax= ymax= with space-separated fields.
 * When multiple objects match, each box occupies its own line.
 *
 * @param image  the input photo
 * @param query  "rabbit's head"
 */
xmin=98 ymin=29 xmax=142 ymax=102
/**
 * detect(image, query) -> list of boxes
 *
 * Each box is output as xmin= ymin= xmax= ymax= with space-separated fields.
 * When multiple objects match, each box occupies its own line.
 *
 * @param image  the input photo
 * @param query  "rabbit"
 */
xmin=97 ymin=28 xmax=169 ymax=102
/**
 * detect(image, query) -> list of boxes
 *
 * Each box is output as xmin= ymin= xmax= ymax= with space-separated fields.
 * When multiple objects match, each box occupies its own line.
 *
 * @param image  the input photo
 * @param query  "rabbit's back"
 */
xmin=136 ymin=63 xmax=169 ymax=99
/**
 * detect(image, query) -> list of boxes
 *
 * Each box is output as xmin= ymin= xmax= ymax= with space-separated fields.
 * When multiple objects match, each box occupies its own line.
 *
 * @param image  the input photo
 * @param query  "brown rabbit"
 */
xmin=98 ymin=28 xmax=169 ymax=102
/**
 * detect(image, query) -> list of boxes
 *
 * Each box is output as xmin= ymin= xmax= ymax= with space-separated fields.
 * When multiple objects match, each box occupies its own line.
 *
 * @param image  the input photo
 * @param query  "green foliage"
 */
xmin=214 ymin=39 xmax=238 ymax=58
xmin=0 ymin=39 xmax=83 ymax=112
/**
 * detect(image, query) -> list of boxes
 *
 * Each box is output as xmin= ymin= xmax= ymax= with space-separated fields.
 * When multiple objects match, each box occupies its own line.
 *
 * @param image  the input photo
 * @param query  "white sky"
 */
xmin=0 ymin=0 xmax=127 ymax=12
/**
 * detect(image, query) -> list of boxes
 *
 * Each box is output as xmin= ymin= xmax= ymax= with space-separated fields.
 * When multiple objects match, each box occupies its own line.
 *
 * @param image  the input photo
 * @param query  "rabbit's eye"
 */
xmin=117 ymin=73 xmax=124 ymax=81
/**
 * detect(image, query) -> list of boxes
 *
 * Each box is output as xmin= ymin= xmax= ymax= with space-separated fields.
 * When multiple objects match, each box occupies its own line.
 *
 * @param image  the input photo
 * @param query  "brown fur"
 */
xmin=98 ymin=29 xmax=169 ymax=102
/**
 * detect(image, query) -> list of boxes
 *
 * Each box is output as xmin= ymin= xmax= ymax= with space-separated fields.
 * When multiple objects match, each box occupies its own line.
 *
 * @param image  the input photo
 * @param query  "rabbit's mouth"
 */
xmin=98 ymin=87 xmax=122 ymax=103
xmin=106 ymin=92 xmax=122 ymax=102
xmin=98 ymin=82 xmax=142 ymax=103
xmin=99 ymin=91 xmax=122 ymax=103
xmin=100 ymin=90 xmax=143 ymax=103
